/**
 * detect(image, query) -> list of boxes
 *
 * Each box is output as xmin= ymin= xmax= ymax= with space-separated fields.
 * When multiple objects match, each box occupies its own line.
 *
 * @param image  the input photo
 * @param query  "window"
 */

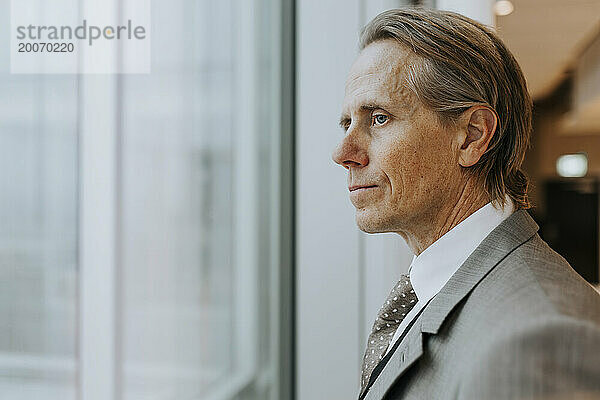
xmin=0 ymin=0 xmax=293 ymax=399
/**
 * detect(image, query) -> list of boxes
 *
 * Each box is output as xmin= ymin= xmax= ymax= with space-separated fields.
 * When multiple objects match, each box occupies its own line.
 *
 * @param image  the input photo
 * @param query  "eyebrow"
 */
xmin=339 ymin=103 xmax=390 ymax=127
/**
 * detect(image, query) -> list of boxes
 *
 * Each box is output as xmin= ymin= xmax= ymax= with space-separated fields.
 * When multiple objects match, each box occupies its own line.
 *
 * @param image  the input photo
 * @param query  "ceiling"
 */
xmin=496 ymin=0 xmax=600 ymax=100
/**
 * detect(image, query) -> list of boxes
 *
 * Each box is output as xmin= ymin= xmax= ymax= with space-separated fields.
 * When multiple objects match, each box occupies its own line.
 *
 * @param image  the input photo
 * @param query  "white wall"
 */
xmin=296 ymin=0 xmax=362 ymax=398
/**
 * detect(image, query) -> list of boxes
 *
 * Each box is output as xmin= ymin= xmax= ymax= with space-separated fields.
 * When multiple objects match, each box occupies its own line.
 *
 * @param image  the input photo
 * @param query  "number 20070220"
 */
xmin=18 ymin=42 xmax=74 ymax=52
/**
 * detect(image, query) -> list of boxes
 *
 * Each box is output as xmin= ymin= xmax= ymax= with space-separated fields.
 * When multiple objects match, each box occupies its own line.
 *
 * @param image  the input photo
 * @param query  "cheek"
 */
xmin=383 ymin=138 xmax=422 ymax=185
xmin=416 ymin=142 xmax=457 ymax=196
xmin=380 ymin=135 xmax=453 ymax=197
xmin=373 ymin=118 xmax=455 ymax=200
xmin=373 ymin=140 xmax=415 ymax=200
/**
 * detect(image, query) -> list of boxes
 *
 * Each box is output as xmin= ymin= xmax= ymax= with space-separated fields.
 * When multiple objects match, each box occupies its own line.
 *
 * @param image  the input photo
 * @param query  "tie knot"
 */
xmin=378 ymin=274 xmax=418 ymax=322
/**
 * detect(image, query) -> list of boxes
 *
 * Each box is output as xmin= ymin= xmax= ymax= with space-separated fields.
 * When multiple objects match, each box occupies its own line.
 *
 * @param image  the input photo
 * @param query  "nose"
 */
xmin=332 ymin=132 xmax=369 ymax=169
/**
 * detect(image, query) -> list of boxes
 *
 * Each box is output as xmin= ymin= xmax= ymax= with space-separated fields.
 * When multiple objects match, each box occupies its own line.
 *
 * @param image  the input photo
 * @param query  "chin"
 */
xmin=355 ymin=208 xmax=395 ymax=233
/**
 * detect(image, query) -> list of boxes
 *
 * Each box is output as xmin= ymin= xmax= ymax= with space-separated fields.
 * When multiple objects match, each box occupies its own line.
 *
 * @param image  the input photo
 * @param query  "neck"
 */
xmin=398 ymin=181 xmax=490 ymax=256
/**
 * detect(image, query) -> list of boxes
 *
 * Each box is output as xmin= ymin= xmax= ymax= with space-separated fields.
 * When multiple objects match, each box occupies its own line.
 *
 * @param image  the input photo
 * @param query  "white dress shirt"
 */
xmin=383 ymin=200 xmax=515 ymax=357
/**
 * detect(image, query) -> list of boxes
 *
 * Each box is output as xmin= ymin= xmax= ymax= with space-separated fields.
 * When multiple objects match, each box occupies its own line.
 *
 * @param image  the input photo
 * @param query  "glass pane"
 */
xmin=119 ymin=0 xmax=280 ymax=399
xmin=0 ymin=38 xmax=79 ymax=400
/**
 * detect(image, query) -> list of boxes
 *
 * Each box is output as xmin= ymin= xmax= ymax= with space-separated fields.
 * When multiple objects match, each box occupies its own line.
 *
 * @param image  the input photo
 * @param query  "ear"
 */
xmin=458 ymin=106 xmax=498 ymax=167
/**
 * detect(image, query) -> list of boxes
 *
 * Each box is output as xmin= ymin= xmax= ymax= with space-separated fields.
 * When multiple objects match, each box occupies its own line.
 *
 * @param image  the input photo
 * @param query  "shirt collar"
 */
xmin=408 ymin=200 xmax=515 ymax=303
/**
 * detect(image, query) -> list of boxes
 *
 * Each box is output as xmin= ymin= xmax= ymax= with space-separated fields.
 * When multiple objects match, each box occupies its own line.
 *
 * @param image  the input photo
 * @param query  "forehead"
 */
xmin=343 ymin=39 xmax=418 ymax=115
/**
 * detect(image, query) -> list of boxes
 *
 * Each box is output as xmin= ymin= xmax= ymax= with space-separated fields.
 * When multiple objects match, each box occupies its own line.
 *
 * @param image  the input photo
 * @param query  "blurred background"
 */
xmin=0 ymin=0 xmax=598 ymax=399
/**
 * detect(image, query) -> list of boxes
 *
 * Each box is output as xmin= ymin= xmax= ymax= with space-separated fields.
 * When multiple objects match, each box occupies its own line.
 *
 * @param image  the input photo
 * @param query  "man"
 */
xmin=332 ymin=8 xmax=600 ymax=400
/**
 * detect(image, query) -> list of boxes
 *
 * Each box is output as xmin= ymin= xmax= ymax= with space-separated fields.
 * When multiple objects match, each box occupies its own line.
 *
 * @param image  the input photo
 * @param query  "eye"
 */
xmin=372 ymin=113 xmax=389 ymax=126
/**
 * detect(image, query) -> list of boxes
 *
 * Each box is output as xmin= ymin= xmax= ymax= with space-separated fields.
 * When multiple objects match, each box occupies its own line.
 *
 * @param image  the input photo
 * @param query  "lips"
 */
xmin=348 ymin=184 xmax=377 ymax=192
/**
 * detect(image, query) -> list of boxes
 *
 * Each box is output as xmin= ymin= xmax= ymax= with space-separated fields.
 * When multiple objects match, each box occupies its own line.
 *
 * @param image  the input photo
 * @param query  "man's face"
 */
xmin=333 ymin=39 xmax=462 ymax=234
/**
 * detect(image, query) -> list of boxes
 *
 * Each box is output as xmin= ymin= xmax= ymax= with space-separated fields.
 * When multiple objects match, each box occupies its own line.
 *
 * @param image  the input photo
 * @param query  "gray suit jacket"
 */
xmin=364 ymin=210 xmax=600 ymax=400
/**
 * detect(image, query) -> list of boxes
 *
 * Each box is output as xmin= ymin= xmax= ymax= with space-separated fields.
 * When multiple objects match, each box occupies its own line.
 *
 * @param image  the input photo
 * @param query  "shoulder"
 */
xmin=467 ymin=232 xmax=600 ymax=326
xmin=453 ymin=233 xmax=600 ymax=399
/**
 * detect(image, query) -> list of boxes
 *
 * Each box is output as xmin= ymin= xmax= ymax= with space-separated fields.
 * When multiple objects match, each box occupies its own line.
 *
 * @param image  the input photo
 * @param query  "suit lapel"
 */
xmin=364 ymin=210 xmax=539 ymax=399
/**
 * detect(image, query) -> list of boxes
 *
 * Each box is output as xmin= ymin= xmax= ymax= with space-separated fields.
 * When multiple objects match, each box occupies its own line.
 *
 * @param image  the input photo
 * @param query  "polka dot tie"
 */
xmin=360 ymin=274 xmax=418 ymax=397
